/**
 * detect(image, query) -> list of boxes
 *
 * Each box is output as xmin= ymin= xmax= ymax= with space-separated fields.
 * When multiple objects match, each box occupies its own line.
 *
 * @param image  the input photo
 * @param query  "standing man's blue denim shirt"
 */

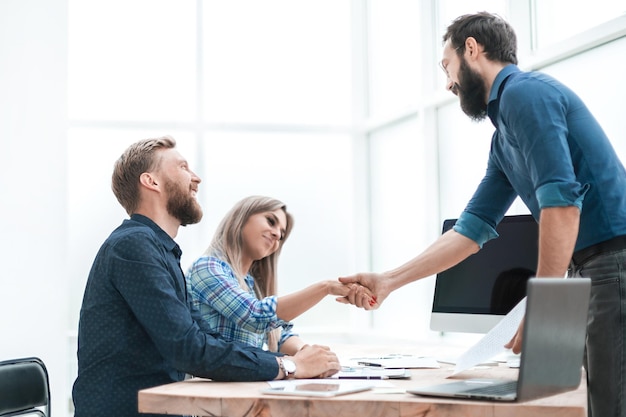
xmin=454 ymin=64 xmax=626 ymax=251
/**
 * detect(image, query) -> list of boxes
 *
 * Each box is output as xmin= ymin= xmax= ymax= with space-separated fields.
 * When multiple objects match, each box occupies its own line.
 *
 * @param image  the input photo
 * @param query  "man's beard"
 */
xmin=164 ymin=178 xmax=203 ymax=226
xmin=455 ymin=57 xmax=488 ymax=122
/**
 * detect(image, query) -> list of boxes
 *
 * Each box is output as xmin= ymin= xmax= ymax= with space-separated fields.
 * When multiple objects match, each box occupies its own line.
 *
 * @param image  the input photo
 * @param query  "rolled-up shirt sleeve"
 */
xmin=455 ymin=149 xmax=518 ymax=248
xmin=278 ymin=321 xmax=298 ymax=349
xmin=453 ymin=211 xmax=500 ymax=249
xmin=536 ymin=182 xmax=589 ymax=210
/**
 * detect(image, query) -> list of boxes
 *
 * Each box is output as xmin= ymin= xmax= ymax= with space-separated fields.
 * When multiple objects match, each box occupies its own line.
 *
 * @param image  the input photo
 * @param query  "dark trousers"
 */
xmin=570 ymin=247 xmax=626 ymax=417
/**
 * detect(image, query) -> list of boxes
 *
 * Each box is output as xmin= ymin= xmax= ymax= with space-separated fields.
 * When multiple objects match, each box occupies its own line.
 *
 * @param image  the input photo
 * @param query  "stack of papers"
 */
xmin=352 ymin=355 xmax=440 ymax=369
xmin=262 ymin=381 xmax=373 ymax=397
xmin=326 ymin=354 xmax=439 ymax=380
xmin=335 ymin=367 xmax=411 ymax=380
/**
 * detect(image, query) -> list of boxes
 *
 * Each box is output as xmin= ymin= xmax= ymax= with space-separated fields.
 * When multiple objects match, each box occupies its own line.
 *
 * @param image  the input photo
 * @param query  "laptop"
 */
xmin=407 ymin=277 xmax=590 ymax=401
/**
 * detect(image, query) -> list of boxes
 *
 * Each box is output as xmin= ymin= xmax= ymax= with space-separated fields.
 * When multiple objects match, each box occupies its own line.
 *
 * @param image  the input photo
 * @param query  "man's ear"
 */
xmin=464 ymin=36 xmax=482 ymax=61
xmin=140 ymin=172 xmax=160 ymax=191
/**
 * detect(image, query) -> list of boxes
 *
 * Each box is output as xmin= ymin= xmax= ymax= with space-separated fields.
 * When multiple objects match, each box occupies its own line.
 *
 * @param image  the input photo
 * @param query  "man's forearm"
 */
xmin=536 ymin=206 xmax=580 ymax=277
xmin=384 ymin=229 xmax=480 ymax=288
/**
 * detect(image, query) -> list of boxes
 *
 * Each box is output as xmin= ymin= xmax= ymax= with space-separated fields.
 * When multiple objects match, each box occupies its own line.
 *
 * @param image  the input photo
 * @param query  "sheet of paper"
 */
xmin=352 ymin=356 xmax=440 ymax=369
xmin=266 ymin=379 xmax=392 ymax=388
xmin=452 ymin=297 xmax=527 ymax=376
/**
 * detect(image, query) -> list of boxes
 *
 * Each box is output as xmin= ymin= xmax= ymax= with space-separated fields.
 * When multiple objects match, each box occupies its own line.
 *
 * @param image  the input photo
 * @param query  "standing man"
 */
xmin=72 ymin=136 xmax=340 ymax=417
xmin=340 ymin=12 xmax=626 ymax=417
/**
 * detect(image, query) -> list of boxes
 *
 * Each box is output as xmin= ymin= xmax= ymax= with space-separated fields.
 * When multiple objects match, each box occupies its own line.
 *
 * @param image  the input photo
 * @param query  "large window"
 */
xmin=67 ymin=0 xmax=359 ymax=338
xmin=201 ymin=2 xmax=352 ymax=125
xmin=68 ymin=1 xmax=198 ymax=123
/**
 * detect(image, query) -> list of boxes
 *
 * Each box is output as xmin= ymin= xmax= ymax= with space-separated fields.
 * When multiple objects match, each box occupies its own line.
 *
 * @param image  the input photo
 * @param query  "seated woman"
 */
xmin=186 ymin=195 xmax=361 ymax=355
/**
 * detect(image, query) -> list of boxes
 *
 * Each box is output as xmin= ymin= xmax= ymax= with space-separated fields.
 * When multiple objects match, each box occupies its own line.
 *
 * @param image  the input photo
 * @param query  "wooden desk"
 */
xmin=138 ymin=344 xmax=587 ymax=417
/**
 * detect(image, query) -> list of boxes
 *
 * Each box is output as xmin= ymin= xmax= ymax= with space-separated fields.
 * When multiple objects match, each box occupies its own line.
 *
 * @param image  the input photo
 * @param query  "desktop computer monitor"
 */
xmin=430 ymin=214 xmax=538 ymax=333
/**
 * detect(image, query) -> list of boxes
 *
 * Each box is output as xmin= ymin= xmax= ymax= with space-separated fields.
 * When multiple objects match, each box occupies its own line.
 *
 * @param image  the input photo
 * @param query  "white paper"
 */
xmin=452 ymin=297 xmax=527 ymax=375
xmin=351 ymin=356 xmax=440 ymax=369
xmin=266 ymin=379 xmax=392 ymax=388
xmin=334 ymin=367 xmax=411 ymax=379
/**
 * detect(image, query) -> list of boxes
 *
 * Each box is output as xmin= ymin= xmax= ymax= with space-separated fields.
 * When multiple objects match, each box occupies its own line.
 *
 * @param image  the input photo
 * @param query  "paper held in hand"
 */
xmin=452 ymin=298 xmax=526 ymax=376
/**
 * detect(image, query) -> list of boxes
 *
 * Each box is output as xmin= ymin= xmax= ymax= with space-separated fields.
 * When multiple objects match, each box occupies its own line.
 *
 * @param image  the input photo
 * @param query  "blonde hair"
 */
xmin=207 ymin=195 xmax=294 ymax=351
xmin=111 ymin=136 xmax=176 ymax=215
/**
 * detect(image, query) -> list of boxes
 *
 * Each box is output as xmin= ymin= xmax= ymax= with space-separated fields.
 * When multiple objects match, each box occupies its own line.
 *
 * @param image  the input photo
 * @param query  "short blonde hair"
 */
xmin=111 ymin=136 xmax=176 ymax=215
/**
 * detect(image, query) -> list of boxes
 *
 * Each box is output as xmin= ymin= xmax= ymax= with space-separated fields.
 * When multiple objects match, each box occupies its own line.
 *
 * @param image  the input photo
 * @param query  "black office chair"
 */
xmin=0 ymin=357 xmax=51 ymax=417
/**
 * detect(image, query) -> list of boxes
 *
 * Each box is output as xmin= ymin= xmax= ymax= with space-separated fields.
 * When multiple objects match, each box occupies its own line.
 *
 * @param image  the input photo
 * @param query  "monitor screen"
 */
xmin=430 ymin=214 xmax=538 ymax=333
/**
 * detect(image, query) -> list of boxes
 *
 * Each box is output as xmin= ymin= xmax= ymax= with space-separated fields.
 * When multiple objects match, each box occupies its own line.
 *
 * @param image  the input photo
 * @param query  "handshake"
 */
xmin=281 ymin=271 xmax=393 ymax=380
xmin=328 ymin=272 xmax=389 ymax=310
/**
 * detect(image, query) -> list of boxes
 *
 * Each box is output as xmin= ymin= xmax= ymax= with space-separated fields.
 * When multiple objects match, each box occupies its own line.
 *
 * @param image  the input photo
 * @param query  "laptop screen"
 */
xmin=430 ymin=214 xmax=539 ymax=333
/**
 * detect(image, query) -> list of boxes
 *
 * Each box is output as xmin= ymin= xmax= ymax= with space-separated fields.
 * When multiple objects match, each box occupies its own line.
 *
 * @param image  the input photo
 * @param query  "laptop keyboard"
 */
xmin=463 ymin=381 xmax=517 ymax=396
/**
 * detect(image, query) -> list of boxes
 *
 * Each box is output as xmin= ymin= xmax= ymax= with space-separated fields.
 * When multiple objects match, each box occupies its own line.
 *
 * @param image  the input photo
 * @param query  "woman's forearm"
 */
xmin=276 ymin=281 xmax=346 ymax=321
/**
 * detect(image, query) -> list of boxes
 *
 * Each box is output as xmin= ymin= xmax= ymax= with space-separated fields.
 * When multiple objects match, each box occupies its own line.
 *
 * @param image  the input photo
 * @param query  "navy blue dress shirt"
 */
xmin=454 ymin=65 xmax=626 ymax=251
xmin=72 ymin=214 xmax=279 ymax=417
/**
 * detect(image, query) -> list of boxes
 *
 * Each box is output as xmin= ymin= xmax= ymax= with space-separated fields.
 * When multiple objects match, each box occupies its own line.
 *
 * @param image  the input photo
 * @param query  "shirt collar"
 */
xmin=488 ymin=64 xmax=520 ymax=104
xmin=130 ymin=213 xmax=182 ymax=258
xmin=487 ymin=64 xmax=520 ymax=128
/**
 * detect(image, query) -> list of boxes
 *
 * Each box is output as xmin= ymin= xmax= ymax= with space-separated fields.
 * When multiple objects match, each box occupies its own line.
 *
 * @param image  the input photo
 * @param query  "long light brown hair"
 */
xmin=205 ymin=195 xmax=294 ymax=351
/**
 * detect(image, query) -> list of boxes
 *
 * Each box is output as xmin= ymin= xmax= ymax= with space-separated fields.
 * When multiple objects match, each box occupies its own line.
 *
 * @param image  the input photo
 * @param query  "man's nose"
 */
xmin=446 ymin=77 xmax=454 ymax=92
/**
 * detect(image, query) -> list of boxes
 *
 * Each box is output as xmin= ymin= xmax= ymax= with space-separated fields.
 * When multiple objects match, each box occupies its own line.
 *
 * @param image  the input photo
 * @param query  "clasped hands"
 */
xmin=329 ymin=272 xmax=388 ymax=310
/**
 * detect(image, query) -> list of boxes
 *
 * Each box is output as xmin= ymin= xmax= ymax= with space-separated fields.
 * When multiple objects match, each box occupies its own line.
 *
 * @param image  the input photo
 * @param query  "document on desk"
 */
xmin=334 ymin=367 xmax=411 ymax=379
xmin=266 ymin=378 xmax=390 ymax=391
xmin=262 ymin=380 xmax=375 ymax=397
xmin=353 ymin=356 xmax=440 ymax=369
xmin=452 ymin=297 xmax=526 ymax=376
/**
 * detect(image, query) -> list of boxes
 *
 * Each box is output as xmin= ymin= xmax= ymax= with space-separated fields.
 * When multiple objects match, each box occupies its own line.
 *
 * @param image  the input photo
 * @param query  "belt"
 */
xmin=572 ymin=235 xmax=626 ymax=265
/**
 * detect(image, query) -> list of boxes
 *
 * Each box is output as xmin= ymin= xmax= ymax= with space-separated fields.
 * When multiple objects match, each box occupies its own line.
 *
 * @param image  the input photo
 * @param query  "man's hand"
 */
xmin=505 ymin=319 xmax=524 ymax=354
xmin=336 ymin=272 xmax=388 ymax=310
xmin=289 ymin=344 xmax=341 ymax=379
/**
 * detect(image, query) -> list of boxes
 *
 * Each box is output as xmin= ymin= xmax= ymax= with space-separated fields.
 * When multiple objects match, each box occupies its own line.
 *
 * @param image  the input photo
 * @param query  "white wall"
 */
xmin=0 ymin=0 xmax=69 ymax=416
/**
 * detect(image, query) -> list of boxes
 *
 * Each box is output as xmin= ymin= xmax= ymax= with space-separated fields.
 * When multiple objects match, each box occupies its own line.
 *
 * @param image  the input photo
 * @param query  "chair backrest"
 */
xmin=0 ymin=357 xmax=51 ymax=417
